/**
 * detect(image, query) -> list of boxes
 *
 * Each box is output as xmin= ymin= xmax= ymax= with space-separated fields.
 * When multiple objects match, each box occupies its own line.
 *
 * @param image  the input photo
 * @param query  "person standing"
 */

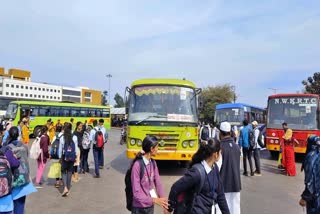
xmin=217 ymin=121 xmax=241 ymax=214
xmin=252 ymin=121 xmax=262 ymax=176
xmin=282 ymin=122 xmax=298 ymax=176
xmin=98 ymin=119 xmax=108 ymax=169
xmin=80 ymin=126 xmax=91 ymax=173
xmin=199 ymin=123 xmax=212 ymax=145
xmin=168 ymin=138 xmax=230 ymax=214
xmin=48 ymin=122 xmax=56 ymax=143
xmin=21 ymin=118 xmax=30 ymax=145
xmin=299 ymin=135 xmax=320 ymax=213
xmin=130 ymin=136 xmax=169 ymax=214
xmin=72 ymin=122 xmax=83 ymax=182
xmin=239 ymin=119 xmax=254 ymax=176
xmin=7 ymin=126 xmax=37 ymax=213
xmin=17 ymin=120 xmax=23 ymax=141
xmin=35 ymin=126 xmax=50 ymax=188
xmin=60 ymin=122 xmax=77 ymax=197
xmin=90 ymin=120 xmax=103 ymax=178
xmin=55 ymin=119 xmax=63 ymax=132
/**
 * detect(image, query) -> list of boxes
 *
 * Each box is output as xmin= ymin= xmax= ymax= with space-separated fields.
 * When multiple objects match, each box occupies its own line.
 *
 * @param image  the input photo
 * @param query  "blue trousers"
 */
xmin=99 ymin=149 xmax=104 ymax=167
xmin=14 ymin=196 xmax=26 ymax=214
xmin=93 ymin=148 xmax=103 ymax=176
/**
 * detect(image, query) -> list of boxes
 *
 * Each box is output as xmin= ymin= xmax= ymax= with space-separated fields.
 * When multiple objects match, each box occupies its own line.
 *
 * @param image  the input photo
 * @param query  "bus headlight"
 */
xmin=189 ymin=141 xmax=195 ymax=147
xmin=137 ymin=140 xmax=142 ymax=146
xmin=130 ymin=139 xmax=136 ymax=145
xmin=270 ymin=140 xmax=274 ymax=144
xmin=182 ymin=141 xmax=188 ymax=148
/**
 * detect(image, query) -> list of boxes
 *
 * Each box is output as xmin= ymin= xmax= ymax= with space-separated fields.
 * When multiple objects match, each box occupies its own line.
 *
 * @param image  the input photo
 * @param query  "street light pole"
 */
xmin=231 ymin=85 xmax=236 ymax=103
xmin=106 ymin=74 xmax=112 ymax=105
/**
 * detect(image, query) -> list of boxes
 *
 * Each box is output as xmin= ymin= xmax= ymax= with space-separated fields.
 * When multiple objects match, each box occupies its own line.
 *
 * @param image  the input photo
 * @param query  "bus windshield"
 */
xmin=267 ymin=97 xmax=318 ymax=130
xmin=128 ymin=85 xmax=197 ymax=123
xmin=215 ymin=108 xmax=243 ymax=125
xmin=5 ymin=103 xmax=18 ymax=120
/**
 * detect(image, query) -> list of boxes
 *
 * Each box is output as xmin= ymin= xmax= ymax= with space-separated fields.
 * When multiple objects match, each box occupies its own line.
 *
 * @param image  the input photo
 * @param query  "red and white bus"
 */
xmin=266 ymin=94 xmax=320 ymax=156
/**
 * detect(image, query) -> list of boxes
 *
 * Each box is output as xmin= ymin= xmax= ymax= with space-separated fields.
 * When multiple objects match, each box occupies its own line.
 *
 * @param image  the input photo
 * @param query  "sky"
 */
xmin=0 ymin=0 xmax=319 ymax=107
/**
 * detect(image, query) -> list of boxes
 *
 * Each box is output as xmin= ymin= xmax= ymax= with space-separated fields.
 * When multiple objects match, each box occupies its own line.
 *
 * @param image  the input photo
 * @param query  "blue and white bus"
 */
xmin=214 ymin=103 xmax=266 ymax=127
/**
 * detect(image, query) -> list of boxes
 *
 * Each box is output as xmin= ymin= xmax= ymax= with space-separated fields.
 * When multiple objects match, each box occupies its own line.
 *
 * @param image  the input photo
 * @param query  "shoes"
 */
xmin=243 ymin=172 xmax=248 ymax=176
xmin=55 ymin=182 xmax=60 ymax=188
xmin=62 ymin=191 xmax=69 ymax=197
xmin=99 ymin=166 xmax=104 ymax=169
xmin=35 ymin=183 xmax=43 ymax=189
xmin=250 ymin=172 xmax=255 ymax=176
xmin=93 ymin=174 xmax=100 ymax=178
xmin=254 ymin=172 xmax=262 ymax=176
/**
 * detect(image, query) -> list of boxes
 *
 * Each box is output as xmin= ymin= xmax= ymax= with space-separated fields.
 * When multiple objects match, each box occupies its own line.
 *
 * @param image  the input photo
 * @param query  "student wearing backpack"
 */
xmin=299 ymin=135 xmax=320 ymax=213
xmin=6 ymin=126 xmax=37 ymax=214
xmin=199 ymin=124 xmax=212 ymax=144
xmin=80 ymin=126 xmax=91 ymax=174
xmin=251 ymin=121 xmax=262 ymax=176
xmin=90 ymin=120 xmax=104 ymax=178
xmin=0 ymin=139 xmax=20 ymax=214
xmin=98 ymin=119 xmax=108 ymax=169
xmin=35 ymin=126 xmax=50 ymax=188
xmin=168 ymin=138 xmax=229 ymax=214
xmin=127 ymin=136 xmax=169 ymax=214
xmin=72 ymin=122 xmax=83 ymax=182
xmin=239 ymin=119 xmax=254 ymax=176
xmin=48 ymin=125 xmax=63 ymax=188
xmin=60 ymin=122 xmax=77 ymax=197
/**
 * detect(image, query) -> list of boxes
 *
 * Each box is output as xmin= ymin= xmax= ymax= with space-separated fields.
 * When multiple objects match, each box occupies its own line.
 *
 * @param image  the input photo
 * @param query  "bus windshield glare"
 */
xmin=215 ymin=108 xmax=243 ymax=125
xmin=5 ymin=103 xmax=18 ymax=120
xmin=128 ymin=85 xmax=197 ymax=123
xmin=267 ymin=97 xmax=318 ymax=130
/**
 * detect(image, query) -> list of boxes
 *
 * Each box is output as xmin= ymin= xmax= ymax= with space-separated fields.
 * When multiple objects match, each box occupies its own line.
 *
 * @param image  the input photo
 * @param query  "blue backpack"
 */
xmin=63 ymin=140 xmax=76 ymax=162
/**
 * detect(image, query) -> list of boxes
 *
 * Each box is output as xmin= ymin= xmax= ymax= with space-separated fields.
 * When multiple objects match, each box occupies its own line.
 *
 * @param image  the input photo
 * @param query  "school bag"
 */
xmin=50 ymin=134 xmax=62 ymax=160
xmin=0 ymin=148 xmax=12 ymax=197
xmin=30 ymin=136 xmax=42 ymax=160
xmin=8 ymin=142 xmax=30 ymax=188
xmin=171 ymin=163 xmax=206 ymax=214
xmin=94 ymin=128 xmax=104 ymax=149
xmin=82 ymin=132 xmax=91 ymax=150
xmin=63 ymin=140 xmax=76 ymax=162
xmin=124 ymin=158 xmax=156 ymax=211
xmin=201 ymin=126 xmax=210 ymax=141
xmin=249 ymin=129 xmax=256 ymax=148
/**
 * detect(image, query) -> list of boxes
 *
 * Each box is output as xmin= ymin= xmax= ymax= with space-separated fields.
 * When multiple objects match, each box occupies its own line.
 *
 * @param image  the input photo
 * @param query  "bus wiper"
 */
xmin=136 ymin=115 xmax=167 ymax=125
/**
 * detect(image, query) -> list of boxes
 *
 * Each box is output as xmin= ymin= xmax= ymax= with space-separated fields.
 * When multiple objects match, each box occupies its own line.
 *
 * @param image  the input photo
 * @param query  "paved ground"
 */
xmin=25 ymin=129 xmax=305 ymax=214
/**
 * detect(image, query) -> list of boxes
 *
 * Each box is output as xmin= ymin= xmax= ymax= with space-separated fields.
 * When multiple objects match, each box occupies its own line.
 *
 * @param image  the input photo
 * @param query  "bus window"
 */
xmin=80 ymin=108 xmax=87 ymax=117
xmin=30 ymin=107 xmax=39 ymax=116
xmin=61 ymin=107 xmax=70 ymax=117
xmin=102 ymin=109 xmax=110 ymax=117
xmin=96 ymin=109 xmax=102 ymax=117
xmin=71 ymin=108 xmax=80 ymax=117
xmin=50 ymin=107 xmax=61 ymax=117
xmin=39 ymin=106 xmax=50 ymax=116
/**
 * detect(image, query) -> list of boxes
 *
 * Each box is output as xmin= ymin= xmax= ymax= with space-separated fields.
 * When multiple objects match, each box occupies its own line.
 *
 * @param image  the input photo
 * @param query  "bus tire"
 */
xmin=33 ymin=126 xmax=42 ymax=138
xmin=270 ymin=151 xmax=279 ymax=159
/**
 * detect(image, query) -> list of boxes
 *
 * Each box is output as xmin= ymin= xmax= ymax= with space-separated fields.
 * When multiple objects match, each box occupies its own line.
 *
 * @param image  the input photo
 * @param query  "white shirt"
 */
xmin=201 ymin=160 xmax=212 ymax=174
xmin=59 ymin=135 xmax=78 ymax=157
xmin=254 ymin=128 xmax=261 ymax=149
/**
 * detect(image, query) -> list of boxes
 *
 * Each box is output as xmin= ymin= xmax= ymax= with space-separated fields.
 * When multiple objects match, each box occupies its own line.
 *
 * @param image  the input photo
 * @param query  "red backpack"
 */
xmin=94 ymin=128 xmax=104 ymax=149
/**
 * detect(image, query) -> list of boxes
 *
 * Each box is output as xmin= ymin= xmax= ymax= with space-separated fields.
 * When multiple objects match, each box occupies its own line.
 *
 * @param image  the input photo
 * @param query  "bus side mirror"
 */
xmin=125 ymin=87 xmax=131 ymax=114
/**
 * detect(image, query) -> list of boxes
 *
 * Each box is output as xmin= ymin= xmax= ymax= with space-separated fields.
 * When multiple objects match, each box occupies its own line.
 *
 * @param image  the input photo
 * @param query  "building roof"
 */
xmin=111 ymin=107 xmax=125 ymax=115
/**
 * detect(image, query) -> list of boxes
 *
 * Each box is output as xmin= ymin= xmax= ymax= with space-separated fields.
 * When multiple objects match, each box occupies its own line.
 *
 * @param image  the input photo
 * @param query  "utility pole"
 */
xmin=231 ymin=85 xmax=236 ymax=103
xmin=106 ymin=74 xmax=112 ymax=105
xmin=268 ymin=88 xmax=280 ymax=94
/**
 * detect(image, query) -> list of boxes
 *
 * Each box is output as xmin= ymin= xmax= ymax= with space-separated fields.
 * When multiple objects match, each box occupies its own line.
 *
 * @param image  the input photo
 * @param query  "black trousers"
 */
xmin=242 ymin=147 xmax=253 ymax=174
xmin=132 ymin=206 xmax=154 ymax=214
xmin=253 ymin=148 xmax=261 ymax=173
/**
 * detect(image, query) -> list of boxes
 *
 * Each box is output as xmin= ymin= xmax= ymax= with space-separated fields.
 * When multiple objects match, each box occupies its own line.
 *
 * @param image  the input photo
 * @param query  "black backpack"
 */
xmin=171 ymin=163 xmax=206 ymax=214
xmin=124 ymin=158 xmax=156 ymax=211
xmin=201 ymin=126 xmax=210 ymax=140
xmin=249 ymin=129 xmax=256 ymax=148
xmin=50 ymin=134 xmax=62 ymax=160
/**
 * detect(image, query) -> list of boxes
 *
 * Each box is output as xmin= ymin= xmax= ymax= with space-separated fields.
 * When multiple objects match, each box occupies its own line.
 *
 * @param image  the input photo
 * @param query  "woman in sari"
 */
xmin=282 ymin=122 xmax=299 ymax=176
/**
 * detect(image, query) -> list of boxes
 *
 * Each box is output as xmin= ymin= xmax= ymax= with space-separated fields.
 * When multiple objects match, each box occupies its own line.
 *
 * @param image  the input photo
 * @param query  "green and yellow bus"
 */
xmin=4 ymin=101 xmax=111 ymax=136
xmin=126 ymin=79 xmax=201 ymax=160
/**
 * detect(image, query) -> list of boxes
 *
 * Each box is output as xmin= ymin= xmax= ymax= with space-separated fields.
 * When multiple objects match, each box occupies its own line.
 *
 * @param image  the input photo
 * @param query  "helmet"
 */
xmin=9 ymin=126 xmax=19 ymax=141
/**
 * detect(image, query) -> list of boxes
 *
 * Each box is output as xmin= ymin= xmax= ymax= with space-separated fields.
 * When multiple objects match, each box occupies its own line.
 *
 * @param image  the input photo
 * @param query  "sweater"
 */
xmin=239 ymin=125 xmax=250 ymax=148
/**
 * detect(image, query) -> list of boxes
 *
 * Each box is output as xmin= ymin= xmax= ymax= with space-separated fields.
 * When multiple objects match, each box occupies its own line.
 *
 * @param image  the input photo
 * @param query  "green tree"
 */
xmin=199 ymin=84 xmax=236 ymax=123
xmin=302 ymin=72 xmax=320 ymax=94
xmin=114 ymin=93 xmax=125 ymax=107
xmin=101 ymin=90 xmax=108 ymax=105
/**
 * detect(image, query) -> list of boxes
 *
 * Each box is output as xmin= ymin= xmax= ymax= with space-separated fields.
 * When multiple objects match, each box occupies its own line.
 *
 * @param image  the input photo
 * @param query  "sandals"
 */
xmin=62 ymin=191 xmax=69 ymax=197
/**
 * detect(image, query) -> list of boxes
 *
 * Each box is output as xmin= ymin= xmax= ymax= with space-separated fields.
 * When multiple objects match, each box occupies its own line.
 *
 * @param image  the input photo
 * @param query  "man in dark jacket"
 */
xmin=217 ymin=121 xmax=241 ymax=214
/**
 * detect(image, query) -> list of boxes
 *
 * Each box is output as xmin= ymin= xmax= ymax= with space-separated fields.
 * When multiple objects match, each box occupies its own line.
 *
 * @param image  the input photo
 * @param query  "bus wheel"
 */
xmin=270 ymin=151 xmax=279 ymax=159
xmin=33 ymin=126 xmax=42 ymax=137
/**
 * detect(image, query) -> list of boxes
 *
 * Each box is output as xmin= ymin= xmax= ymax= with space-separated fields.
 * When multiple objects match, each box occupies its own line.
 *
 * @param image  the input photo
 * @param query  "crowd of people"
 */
xmin=0 ymin=117 xmax=108 ymax=213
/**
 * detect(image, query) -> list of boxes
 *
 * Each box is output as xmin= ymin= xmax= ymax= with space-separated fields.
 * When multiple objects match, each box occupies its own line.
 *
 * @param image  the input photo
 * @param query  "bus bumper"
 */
xmin=127 ymin=149 xmax=195 ymax=160
xmin=266 ymin=145 xmax=306 ymax=153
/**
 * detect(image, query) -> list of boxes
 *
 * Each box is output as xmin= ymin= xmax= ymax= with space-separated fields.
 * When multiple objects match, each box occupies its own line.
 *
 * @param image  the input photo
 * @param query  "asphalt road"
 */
xmin=25 ymin=129 xmax=305 ymax=214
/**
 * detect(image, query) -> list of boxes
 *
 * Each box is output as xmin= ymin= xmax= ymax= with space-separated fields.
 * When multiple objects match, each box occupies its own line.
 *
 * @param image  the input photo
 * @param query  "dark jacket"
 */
xmin=169 ymin=163 xmax=230 ymax=214
xmin=220 ymin=137 xmax=241 ymax=193
xmin=38 ymin=134 xmax=50 ymax=163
